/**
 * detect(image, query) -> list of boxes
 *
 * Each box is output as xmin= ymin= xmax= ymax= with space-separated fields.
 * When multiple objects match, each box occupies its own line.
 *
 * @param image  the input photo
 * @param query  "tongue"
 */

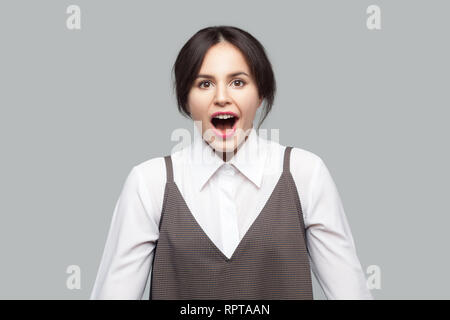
xmin=216 ymin=119 xmax=234 ymax=132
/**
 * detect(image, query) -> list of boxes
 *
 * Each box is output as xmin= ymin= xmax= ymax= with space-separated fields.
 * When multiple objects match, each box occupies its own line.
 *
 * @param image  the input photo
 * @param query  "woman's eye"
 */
xmin=232 ymin=79 xmax=246 ymax=87
xmin=198 ymin=80 xmax=211 ymax=88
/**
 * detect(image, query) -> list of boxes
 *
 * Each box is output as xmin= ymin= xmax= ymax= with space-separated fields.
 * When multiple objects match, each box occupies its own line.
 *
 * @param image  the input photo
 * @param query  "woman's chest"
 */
xmin=175 ymin=162 xmax=283 ymax=257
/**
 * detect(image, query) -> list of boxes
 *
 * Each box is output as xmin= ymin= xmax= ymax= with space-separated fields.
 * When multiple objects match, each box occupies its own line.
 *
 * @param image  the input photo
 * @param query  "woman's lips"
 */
xmin=210 ymin=111 xmax=239 ymax=118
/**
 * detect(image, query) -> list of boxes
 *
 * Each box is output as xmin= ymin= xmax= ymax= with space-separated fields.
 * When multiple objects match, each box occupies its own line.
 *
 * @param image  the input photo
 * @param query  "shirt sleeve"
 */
xmin=305 ymin=157 xmax=374 ymax=300
xmin=90 ymin=166 xmax=158 ymax=300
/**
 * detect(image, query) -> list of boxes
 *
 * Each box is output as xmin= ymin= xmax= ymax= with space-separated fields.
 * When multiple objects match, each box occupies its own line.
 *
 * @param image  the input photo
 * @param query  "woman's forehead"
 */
xmin=198 ymin=43 xmax=251 ymax=75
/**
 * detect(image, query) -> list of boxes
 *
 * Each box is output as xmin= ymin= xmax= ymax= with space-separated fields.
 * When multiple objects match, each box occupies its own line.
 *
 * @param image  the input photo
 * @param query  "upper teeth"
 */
xmin=214 ymin=114 xmax=235 ymax=119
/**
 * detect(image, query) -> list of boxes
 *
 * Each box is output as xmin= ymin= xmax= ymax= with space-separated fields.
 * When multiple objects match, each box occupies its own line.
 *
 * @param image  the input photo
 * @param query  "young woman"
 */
xmin=90 ymin=26 xmax=373 ymax=300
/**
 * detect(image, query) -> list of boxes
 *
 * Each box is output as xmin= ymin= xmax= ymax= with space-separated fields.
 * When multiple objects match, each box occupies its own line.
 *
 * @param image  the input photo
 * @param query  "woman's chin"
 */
xmin=204 ymin=126 xmax=248 ymax=153
xmin=210 ymin=140 xmax=237 ymax=153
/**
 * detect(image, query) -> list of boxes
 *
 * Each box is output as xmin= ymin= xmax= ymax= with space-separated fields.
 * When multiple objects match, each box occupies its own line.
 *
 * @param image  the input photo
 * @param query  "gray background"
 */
xmin=0 ymin=0 xmax=448 ymax=299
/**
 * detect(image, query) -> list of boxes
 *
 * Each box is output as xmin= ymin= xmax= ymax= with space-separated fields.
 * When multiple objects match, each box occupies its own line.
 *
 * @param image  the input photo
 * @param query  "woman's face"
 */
xmin=187 ymin=41 xmax=263 ymax=154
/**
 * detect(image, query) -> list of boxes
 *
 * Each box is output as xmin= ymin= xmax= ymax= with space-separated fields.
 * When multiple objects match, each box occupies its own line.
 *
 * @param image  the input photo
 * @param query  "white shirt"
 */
xmin=90 ymin=128 xmax=373 ymax=300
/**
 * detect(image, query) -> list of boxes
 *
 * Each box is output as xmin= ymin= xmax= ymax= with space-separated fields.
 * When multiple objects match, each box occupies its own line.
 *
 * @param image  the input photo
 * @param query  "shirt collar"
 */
xmin=188 ymin=127 xmax=268 ymax=191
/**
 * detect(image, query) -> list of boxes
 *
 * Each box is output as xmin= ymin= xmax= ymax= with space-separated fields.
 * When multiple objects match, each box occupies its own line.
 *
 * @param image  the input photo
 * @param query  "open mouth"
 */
xmin=210 ymin=112 xmax=239 ymax=137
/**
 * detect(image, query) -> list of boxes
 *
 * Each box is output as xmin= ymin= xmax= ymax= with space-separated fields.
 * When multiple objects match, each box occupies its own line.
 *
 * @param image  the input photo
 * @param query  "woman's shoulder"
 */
xmin=278 ymin=145 xmax=326 ymax=214
xmin=131 ymin=156 xmax=167 ymax=188
xmin=289 ymin=145 xmax=324 ymax=169
xmin=135 ymin=155 xmax=166 ymax=172
xmin=276 ymin=143 xmax=325 ymax=186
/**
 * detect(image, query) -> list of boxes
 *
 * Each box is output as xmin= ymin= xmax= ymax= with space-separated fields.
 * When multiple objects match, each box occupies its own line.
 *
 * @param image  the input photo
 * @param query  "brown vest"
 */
xmin=150 ymin=146 xmax=313 ymax=299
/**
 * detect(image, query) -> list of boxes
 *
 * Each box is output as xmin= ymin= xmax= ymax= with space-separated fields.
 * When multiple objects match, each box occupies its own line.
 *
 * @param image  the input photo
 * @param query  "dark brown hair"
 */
xmin=172 ymin=25 xmax=276 ymax=130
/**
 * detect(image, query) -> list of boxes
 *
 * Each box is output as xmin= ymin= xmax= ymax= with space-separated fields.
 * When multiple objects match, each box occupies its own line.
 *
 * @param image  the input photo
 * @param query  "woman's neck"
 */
xmin=214 ymin=134 xmax=249 ymax=162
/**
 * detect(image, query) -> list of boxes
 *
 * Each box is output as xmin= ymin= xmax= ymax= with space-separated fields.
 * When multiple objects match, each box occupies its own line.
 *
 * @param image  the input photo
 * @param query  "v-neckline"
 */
xmin=168 ymin=171 xmax=287 ymax=262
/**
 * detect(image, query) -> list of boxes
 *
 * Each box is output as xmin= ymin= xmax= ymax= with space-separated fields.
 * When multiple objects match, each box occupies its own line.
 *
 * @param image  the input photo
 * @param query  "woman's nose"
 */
xmin=214 ymin=83 xmax=232 ymax=107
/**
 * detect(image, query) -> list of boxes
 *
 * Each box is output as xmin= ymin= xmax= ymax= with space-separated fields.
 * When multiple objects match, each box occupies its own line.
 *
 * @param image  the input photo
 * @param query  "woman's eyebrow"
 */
xmin=196 ymin=71 xmax=249 ymax=79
